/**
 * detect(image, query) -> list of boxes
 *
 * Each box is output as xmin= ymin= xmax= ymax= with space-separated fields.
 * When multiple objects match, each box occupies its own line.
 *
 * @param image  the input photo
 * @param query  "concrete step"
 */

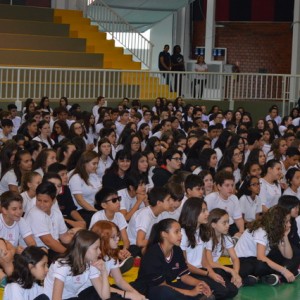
xmin=0 ymin=19 xmax=70 ymax=36
xmin=0 ymin=4 xmax=53 ymax=22
xmin=0 ymin=49 xmax=103 ymax=68
xmin=0 ymin=33 xmax=87 ymax=52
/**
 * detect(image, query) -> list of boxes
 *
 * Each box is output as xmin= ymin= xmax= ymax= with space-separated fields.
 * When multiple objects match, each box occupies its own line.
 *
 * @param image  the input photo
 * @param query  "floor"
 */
xmin=233 ymin=278 xmax=300 ymax=300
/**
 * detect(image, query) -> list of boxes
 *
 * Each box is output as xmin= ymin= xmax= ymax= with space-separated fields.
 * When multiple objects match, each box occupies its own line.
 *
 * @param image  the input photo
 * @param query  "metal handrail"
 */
xmin=1 ymin=67 xmax=299 ymax=112
xmin=79 ymin=0 xmax=154 ymax=69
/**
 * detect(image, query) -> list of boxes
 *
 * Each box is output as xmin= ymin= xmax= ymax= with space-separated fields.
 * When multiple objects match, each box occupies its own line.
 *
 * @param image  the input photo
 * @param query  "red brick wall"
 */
xmin=192 ymin=21 xmax=292 ymax=74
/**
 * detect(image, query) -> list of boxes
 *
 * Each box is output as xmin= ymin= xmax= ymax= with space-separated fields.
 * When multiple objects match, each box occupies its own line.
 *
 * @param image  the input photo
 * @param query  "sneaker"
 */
xmin=261 ymin=274 xmax=280 ymax=286
xmin=119 ymin=256 xmax=134 ymax=274
xmin=243 ymin=275 xmax=258 ymax=286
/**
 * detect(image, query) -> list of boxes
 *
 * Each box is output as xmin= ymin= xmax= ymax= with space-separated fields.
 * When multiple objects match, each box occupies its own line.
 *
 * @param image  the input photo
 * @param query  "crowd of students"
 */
xmin=0 ymin=95 xmax=300 ymax=300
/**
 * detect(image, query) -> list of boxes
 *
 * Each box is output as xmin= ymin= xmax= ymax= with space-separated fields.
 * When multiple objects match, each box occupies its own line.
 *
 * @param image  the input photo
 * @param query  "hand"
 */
xmin=209 ymin=271 xmax=226 ymax=287
xmin=92 ymin=259 xmax=107 ymax=274
xmin=119 ymin=248 xmax=131 ymax=260
xmin=126 ymin=291 xmax=147 ymax=300
xmin=198 ymin=281 xmax=213 ymax=297
xmin=283 ymin=269 xmax=295 ymax=282
xmin=188 ymin=284 xmax=204 ymax=297
xmin=230 ymin=271 xmax=242 ymax=288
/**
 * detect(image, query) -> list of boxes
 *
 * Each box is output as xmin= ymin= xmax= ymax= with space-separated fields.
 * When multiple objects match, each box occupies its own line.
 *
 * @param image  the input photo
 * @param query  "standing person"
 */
xmin=44 ymin=230 xmax=111 ymax=300
xmin=193 ymin=55 xmax=208 ymax=99
xmin=158 ymin=45 xmax=171 ymax=85
xmin=133 ymin=218 xmax=213 ymax=300
xmin=171 ymin=45 xmax=185 ymax=96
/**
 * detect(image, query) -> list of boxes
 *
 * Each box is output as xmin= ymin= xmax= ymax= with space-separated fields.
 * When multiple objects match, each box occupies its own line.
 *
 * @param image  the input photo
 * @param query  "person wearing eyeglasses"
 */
xmin=152 ymin=148 xmax=183 ymax=188
xmin=89 ymin=187 xmax=132 ymax=267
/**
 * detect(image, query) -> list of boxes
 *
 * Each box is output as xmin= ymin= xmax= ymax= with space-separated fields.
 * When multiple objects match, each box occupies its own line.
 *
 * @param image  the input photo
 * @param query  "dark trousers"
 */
xmin=148 ymin=281 xmax=214 ymax=300
xmin=78 ymin=209 xmax=95 ymax=229
xmin=191 ymin=268 xmax=238 ymax=300
xmin=239 ymin=248 xmax=300 ymax=280
xmin=34 ymin=295 xmax=49 ymax=300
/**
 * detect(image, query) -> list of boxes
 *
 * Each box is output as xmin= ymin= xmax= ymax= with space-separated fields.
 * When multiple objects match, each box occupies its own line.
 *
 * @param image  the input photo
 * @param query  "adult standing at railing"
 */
xmin=171 ymin=45 xmax=185 ymax=96
xmin=193 ymin=55 xmax=208 ymax=99
xmin=158 ymin=45 xmax=171 ymax=85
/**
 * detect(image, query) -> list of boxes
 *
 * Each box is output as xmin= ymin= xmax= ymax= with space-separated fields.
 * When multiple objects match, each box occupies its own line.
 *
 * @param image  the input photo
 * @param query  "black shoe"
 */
xmin=243 ymin=275 xmax=258 ymax=286
xmin=119 ymin=256 xmax=134 ymax=274
xmin=261 ymin=274 xmax=280 ymax=286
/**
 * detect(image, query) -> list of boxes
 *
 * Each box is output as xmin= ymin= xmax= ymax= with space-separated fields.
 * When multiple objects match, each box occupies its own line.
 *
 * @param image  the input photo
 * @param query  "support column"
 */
xmin=290 ymin=0 xmax=300 ymax=105
xmin=204 ymin=0 xmax=216 ymax=63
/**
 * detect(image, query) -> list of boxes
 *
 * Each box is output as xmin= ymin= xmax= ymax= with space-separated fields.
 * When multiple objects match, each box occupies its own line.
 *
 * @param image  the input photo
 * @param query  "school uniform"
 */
xmin=259 ymin=178 xmax=281 ymax=209
xmin=134 ymin=243 xmax=203 ymax=300
xmin=20 ymin=191 xmax=36 ymax=217
xmin=25 ymin=206 xmax=68 ymax=248
xmin=89 ymin=210 xmax=127 ymax=230
xmin=118 ymin=188 xmax=145 ymax=215
xmin=96 ymin=157 xmax=113 ymax=182
xmin=181 ymin=229 xmax=238 ymax=300
xmin=0 ymin=214 xmax=32 ymax=247
xmin=44 ymin=260 xmax=100 ymax=300
xmin=0 ymin=169 xmax=18 ymax=195
xmin=4 ymin=282 xmax=47 ymax=300
xmin=205 ymin=192 xmax=242 ymax=236
xmin=283 ymin=187 xmax=300 ymax=199
xmin=239 ymin=195 xmax=262 ymax=222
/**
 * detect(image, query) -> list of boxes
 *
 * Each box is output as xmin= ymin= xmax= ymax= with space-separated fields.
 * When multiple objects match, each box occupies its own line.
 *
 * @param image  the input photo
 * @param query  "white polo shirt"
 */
xmin=235 ymin=228 xmax=270 ymax=258
xmin=89 ymin=210 xmax=127 ymax=230
xmin=239 ymin=195 xmax=262 ymax=222
xmin=127 ymin=206 xmax=159 ymax=245
xmin=206 ymin=236 xmax=234 ymax=262
xmin=259 ymin=178 xmax=281 ymax=209
xmin=204 ymin=192 xmax=242 ymax=225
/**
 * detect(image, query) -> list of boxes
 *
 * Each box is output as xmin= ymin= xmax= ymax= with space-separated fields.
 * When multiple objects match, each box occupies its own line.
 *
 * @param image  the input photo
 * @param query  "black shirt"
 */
xmin=159 ymin=51 xmax=171 ymax=71
xmin=136 ymin=243 xmax=189 ymax=289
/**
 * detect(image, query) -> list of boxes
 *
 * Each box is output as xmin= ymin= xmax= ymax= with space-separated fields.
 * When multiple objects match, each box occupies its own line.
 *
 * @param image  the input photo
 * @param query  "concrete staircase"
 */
xmin=0 ymin=4 xmax=176 ymax=100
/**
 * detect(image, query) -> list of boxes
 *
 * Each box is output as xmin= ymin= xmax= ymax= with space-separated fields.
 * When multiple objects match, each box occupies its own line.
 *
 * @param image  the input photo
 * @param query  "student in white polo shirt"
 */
xmin=235 ymin=205 xmax=299 ymax=286
xmin=25 ymin=182 xmax=73 ymax=259
xmin=205 ymin=170 xmax=244 ymax=237
xmin=0 ymin=191 xmax=35 ymax=249
xmin=237 ymin=176 xmax=262 ymax=224
xmin=127 ymin=186 xmax=171 ymax=256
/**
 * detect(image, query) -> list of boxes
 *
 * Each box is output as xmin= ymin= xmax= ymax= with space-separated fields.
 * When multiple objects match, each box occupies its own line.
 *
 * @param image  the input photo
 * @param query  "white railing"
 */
xmin=0 ymin=66 xmax=299 ymax=112
xmin=76 ymin=0 xmax=154 ymax=69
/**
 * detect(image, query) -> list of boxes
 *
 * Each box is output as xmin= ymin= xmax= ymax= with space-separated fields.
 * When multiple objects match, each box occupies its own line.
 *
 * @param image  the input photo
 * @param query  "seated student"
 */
xmin=25 ymin=182 xmax=73 ymax=258
xmin=0 ymin=119 xmax=14 ymax=145
xmin=48 ymin=163 xmax=86 ymax=229
xmin=20 ymin=171 xmax=42 ymax=217
xmin=44 ymin=230 xmax=111 ymax=300
xmin=118 ymin=176 xmax=148 ymax=222
xmin=237 ymin=176 xmax=262 ymax=224
xmin=8 ymin=103 xmax=21 ymax=135
xmin=283 ymin=167 xmax=300 ymax=199
xmin=127 ymin=186 xmax=171 ymax=256
xmin=179 ymin=198 xmax=238 ymax=300
xmin=0 ymin=191 xmax=36 ymax=249
xmin=184 ymin=174 xmax=205 ymax=200
xmin=91 ymin=220 xmax=146 ymax=299
xmin=278 ymin=195 xmax=300 ymax=257
xmin=235 ymin=205 xmax=300 ymax=285
xmin=133 ymin=218 xmax=213 ymax=300
xmin=158 ymin=181 xmax=184 ymax=221
xmin=152 ymin=148 xmax=183 ymax=187
xmin=89 ymin=188 xmax=131 ymax=261
xmin=0 ymin=238 xmax=15 ymax=283
xmin=4 ymin=246 xmax=49 ymax=300
xmin=206 ymin=209 xmax=245 ymax=287
xmin=205 ymin=170 xmax=244 ymax=238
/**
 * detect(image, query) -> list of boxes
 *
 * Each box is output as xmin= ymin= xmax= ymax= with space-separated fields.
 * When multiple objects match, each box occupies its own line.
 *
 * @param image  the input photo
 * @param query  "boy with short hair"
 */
xmin=159 ymin=181 xmax=184 ymax=221
xmin=205 ymin=170 xmax=244 ymax=237
xmin=0 ymin=119 xmax=13 ymax=145
xmin=7 ymin=104 xmax=21 ymax=135
xmin=185 ymin=174 xmax=205 ymax=199
xmin=25 ymin=182 xmax=73 ymax=256
xmin=47 ymin=163 xmax=86 ymax=229
xmin=127 ymin=186 xmax=171 ymax=255
xmin=118 ymin=176 xmax=148 ymax=222
xmin=0 ymin=191 xmax=35 ymax=249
